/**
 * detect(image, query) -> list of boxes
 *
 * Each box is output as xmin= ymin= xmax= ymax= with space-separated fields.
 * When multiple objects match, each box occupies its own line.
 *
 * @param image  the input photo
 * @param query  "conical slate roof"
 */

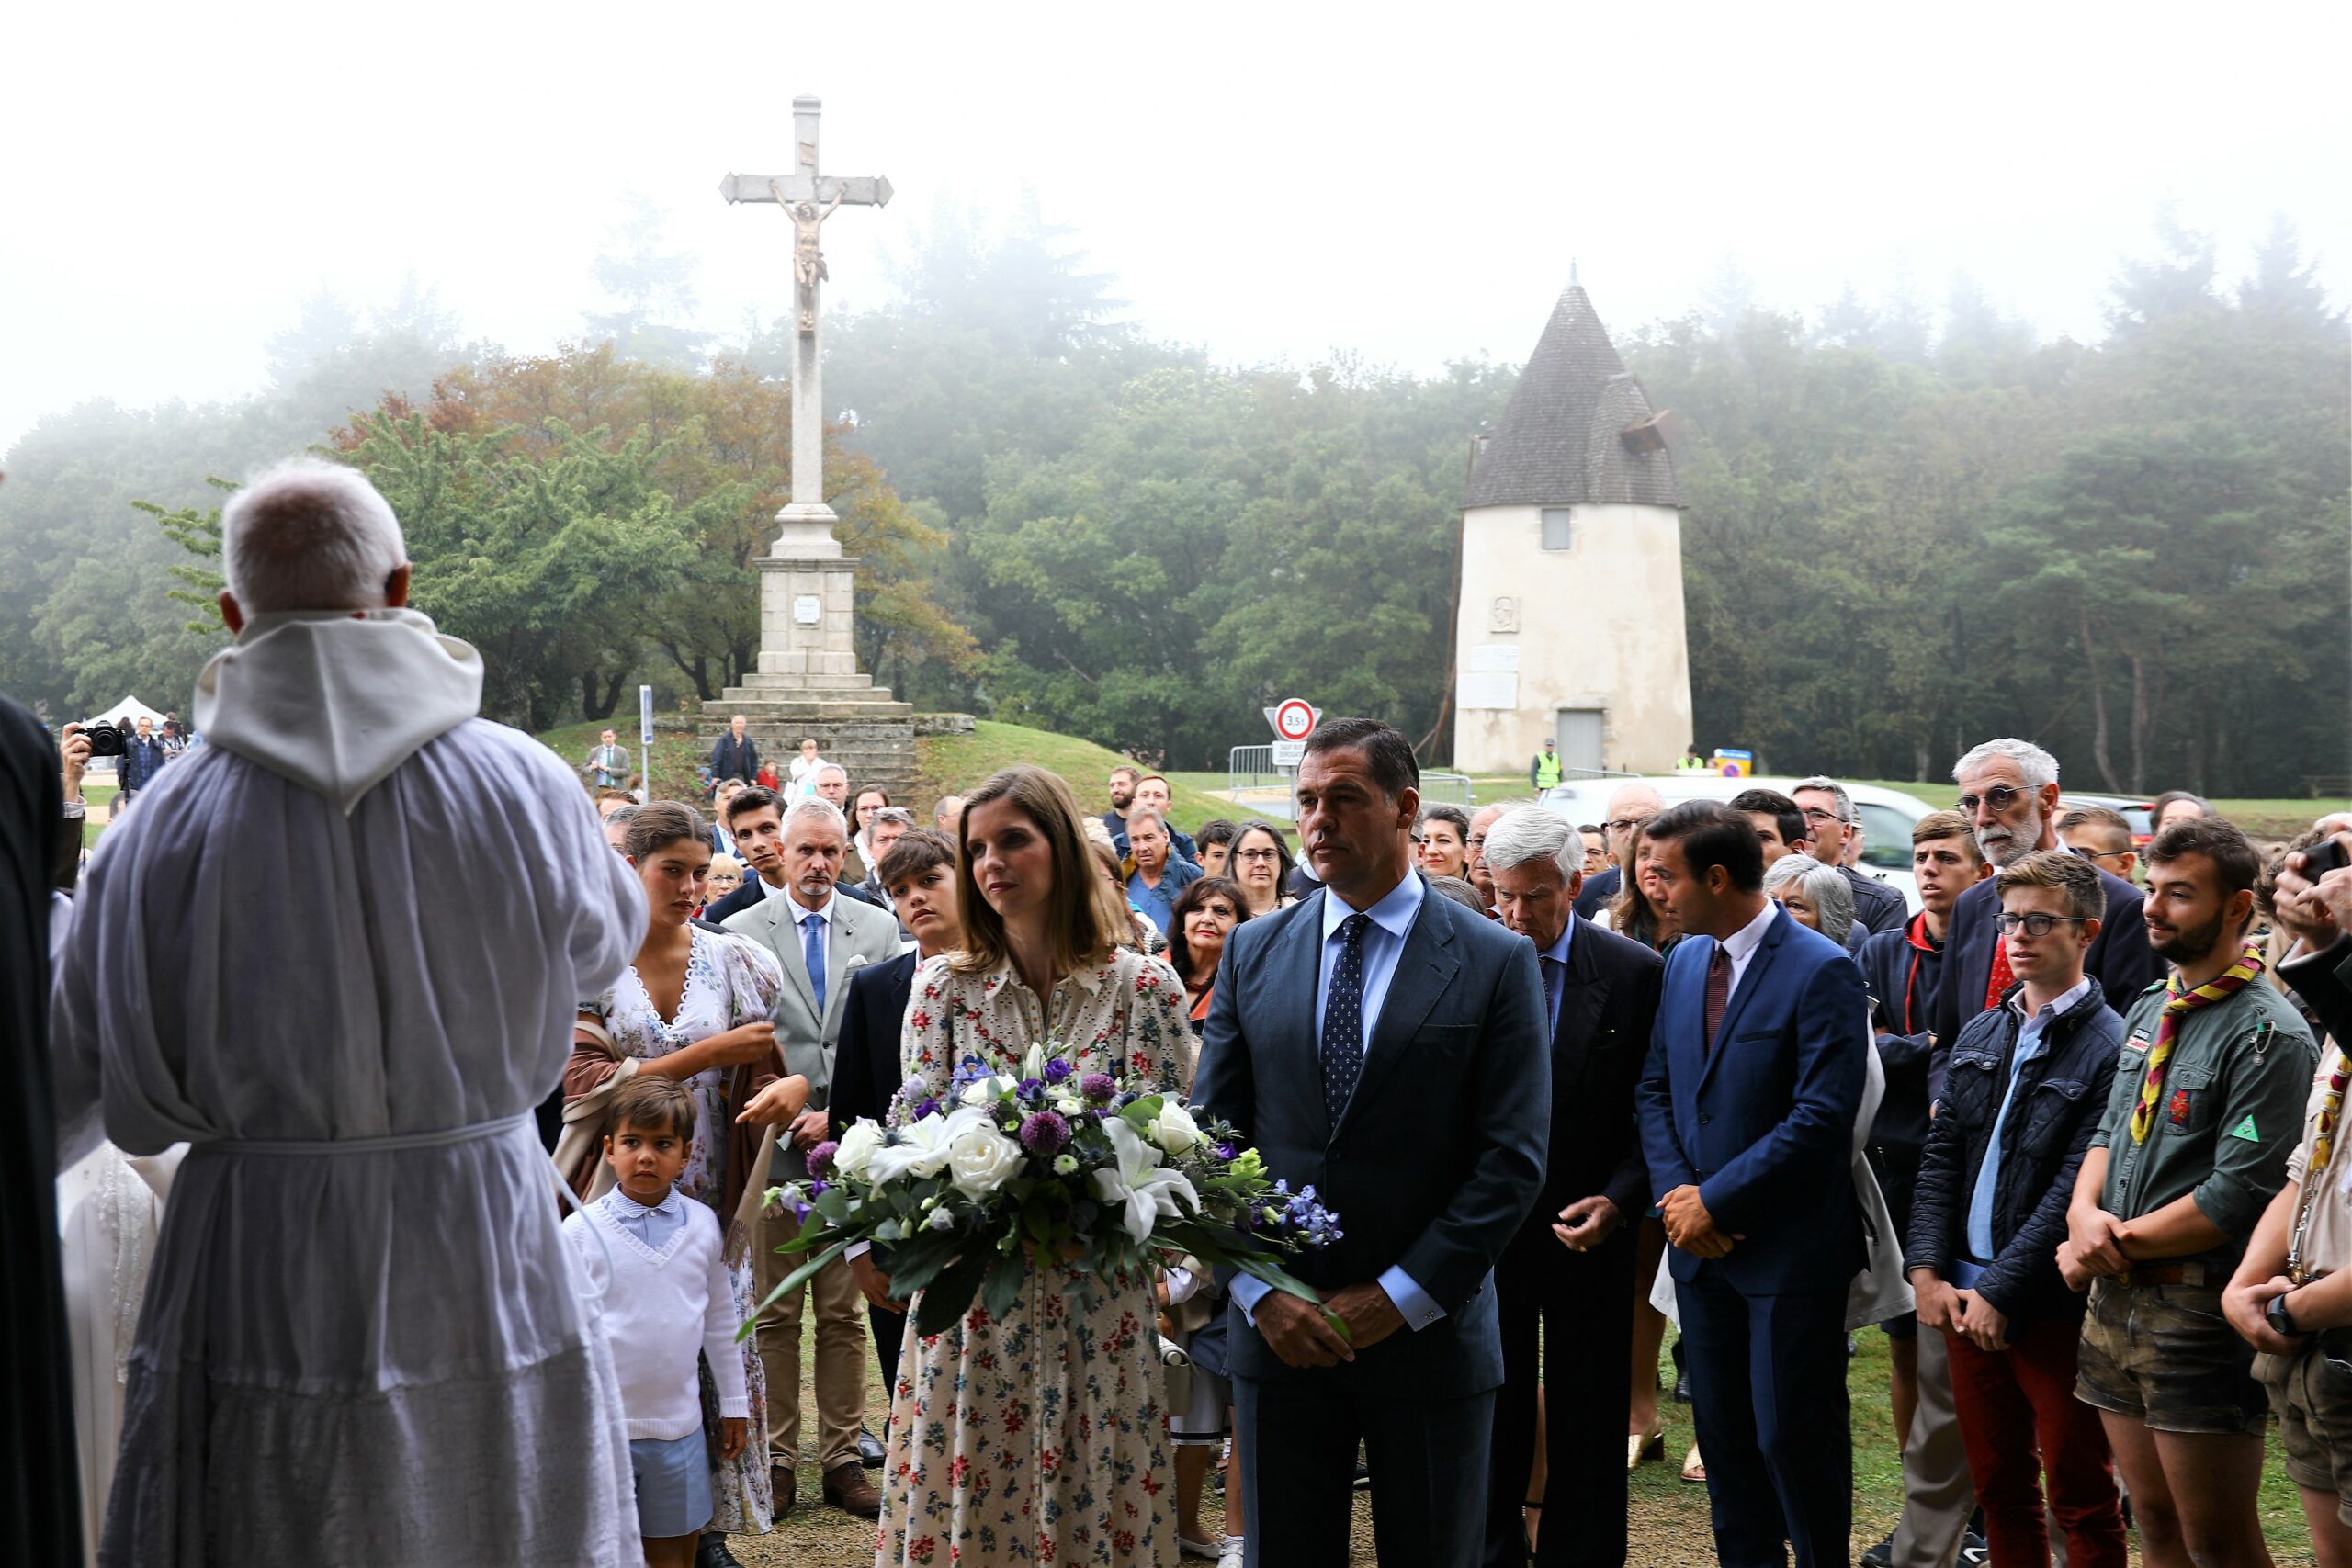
xmin=1464 ymin=284 xmax=1683 ymax=510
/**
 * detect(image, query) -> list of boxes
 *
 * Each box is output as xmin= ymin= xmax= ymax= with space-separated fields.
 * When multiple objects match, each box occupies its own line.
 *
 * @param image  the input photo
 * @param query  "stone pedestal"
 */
xmin=700 ymin=513 xmax=918 ymax=796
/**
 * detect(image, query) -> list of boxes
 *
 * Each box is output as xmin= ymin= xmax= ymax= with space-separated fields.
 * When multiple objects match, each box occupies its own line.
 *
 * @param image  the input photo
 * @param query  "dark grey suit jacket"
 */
xmin=1194 ymin=877 xmax=1549 ymax=1396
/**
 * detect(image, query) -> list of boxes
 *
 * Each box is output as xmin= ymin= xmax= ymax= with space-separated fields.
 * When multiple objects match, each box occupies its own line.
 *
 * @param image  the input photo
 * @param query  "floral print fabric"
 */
xmin=582 ymin=926 xmax=785 ymax=1535
xmin=876 ymin=948 xmax=1191 ymax=1567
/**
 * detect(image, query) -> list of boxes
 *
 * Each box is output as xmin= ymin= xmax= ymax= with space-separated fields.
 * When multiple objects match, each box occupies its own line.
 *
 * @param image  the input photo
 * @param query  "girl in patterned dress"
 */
xmin=565 ymin=802 xmax=808 ymax=1554
xmin=876 ymin=765 xmax=1191 ymax=1568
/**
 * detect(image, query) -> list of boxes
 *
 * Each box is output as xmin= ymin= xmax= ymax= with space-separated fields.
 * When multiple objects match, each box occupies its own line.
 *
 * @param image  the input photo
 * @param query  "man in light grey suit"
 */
xmin=722 ymin=796 xmax=902 ymax=1520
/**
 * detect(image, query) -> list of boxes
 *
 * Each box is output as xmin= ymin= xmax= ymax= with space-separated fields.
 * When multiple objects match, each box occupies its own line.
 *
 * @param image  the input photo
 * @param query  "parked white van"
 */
xmin=1538 ymin=775 xmax=1937 ymax=912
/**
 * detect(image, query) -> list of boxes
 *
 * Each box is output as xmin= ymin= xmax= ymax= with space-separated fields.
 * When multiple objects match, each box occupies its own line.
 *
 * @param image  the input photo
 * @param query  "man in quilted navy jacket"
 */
xmin=1905 ymin=850 xmax=2128 ymax=1568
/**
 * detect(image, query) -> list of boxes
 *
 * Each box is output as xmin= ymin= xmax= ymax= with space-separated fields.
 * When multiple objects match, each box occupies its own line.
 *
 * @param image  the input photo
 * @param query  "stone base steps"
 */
xmin=698 ymin=689 xmax=919 ymax=798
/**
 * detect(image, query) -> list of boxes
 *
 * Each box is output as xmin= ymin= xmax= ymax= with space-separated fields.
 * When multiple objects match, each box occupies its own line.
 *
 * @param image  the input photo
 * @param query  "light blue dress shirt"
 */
xmin=599 ymin=1182 xmax=689 ymax=1250
xmin=1958 ymin=976 xmax=2094 ymax=1280
xmin=1234 ymin=874 xmax=1447 ymax=1332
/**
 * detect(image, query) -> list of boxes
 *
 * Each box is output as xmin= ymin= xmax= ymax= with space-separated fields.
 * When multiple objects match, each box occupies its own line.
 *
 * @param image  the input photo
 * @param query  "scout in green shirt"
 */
xmin=2058 ymin=818 xmax=2317 ymax=1564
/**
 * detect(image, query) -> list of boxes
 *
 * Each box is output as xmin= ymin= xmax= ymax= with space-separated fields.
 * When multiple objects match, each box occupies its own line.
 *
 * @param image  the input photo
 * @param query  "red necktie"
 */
xmin=1984 ymin=933 xmax=2015 ymax=1010
xmin=1704 ymin=943 xmax=1733 ymax=1053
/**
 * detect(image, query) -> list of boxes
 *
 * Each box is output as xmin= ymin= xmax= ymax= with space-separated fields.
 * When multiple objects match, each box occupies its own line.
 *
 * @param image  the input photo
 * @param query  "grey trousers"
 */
xmin=1890 ymin=1325 xmax=1975 ymax=1568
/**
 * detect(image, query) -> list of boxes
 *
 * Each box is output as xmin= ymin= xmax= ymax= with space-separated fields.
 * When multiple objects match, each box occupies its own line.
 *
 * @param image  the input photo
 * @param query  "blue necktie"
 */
xmin=1541 ymin=954 xmax=1565 ymax=1037
xmin=802 ymin=912 xmax=828 ymax=1016
xmin=1321 ymin=913 xmax=1372 ymax=1122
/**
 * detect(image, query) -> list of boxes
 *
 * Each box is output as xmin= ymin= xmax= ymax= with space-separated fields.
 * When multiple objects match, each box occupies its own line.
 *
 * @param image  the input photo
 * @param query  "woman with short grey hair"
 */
xmin=1761 ymin=852 xmax=1854 ymax=948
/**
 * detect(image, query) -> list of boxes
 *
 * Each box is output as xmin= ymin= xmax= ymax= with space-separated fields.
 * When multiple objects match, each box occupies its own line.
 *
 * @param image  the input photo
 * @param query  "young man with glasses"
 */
xmin=1905 ymin=849 xmax=2130 ymax=1567
xmin=2061 ymin=804 xmax=2142 ymax=886
xmin=2061 ymin=818 xmax=2316 ymax=1568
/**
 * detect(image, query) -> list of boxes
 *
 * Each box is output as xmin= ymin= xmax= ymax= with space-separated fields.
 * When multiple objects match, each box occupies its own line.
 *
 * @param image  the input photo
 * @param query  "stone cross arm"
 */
xmin=719 ymin=172 xmax=894 ymax=208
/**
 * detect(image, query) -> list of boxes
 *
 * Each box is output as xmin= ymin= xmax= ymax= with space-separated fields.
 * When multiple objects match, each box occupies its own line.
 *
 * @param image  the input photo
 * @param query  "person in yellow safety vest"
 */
xmin=1676 ymin=746 xmax=1708 ymax=773
xmin=1531 ymin=739 xmax=1564 ymax=791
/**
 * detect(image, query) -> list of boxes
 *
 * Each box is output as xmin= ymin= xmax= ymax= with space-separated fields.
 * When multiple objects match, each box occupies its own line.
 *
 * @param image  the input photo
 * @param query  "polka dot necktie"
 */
xmin=1320 ymin=913 xmax=1372 ymax=1122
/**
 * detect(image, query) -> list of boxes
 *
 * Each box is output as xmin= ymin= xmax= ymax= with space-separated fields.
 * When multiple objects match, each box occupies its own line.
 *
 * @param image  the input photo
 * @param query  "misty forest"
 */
xmin=2 ymin=205 xmax=2344 ymax=795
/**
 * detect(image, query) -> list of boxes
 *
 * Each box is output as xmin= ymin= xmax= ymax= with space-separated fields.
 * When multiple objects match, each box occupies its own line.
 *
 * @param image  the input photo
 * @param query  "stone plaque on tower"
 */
xmin=704 ymin=95 xmax=917 ymax=793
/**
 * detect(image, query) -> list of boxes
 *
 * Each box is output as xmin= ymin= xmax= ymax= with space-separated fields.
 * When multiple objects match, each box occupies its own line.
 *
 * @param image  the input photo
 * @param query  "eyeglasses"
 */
xmin=1800 ymin=807 xmax=1845 ymax=827
xmin=1234 ymin=848 xmax=1282 ymax=863
xmin=2071 ymin=845 xmax=2132 ymax=864
xmin=1956 ymin=784 xmax=2029 ymax=816
xmin=1605 ymin=817 xmax=1645 ymax=834
xmin=1995 ymin=911 xmax=2091 ymax=937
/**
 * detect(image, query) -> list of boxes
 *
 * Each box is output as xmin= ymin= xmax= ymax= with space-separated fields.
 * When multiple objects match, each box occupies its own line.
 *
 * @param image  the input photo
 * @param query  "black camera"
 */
xmin=74 ymin=719 xmax=130 ymax=759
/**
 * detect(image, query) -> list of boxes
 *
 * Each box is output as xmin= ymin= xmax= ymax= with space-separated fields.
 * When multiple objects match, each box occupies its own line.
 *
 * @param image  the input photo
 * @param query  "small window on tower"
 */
xmin=1541 ymin=509 xmax=1572 ymax=551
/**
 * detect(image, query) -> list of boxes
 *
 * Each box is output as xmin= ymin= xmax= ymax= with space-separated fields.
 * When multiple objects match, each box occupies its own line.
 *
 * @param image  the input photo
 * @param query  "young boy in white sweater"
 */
xmin=564 ymin=1077 xmax=749 ymax=1568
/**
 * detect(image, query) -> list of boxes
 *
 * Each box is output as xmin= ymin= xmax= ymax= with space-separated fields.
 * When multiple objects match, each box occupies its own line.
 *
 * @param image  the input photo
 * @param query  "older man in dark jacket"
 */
xmin=1904 ymin=850 xmax=2128 ymax=1568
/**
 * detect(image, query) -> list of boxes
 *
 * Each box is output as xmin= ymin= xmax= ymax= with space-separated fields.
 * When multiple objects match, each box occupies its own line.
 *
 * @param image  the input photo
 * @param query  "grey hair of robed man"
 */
xmin=1480 ymin=807 xmax=1580 ymax=883
xmin=221 ymin=458 xmax=408 ymax=614
xmin=1792 ymin=776 xmax=1856 ymax=824
xmin=816 ymin=762 xmax=849 ymax=784
xmin=1761 ymin=852 xmax=1854 ymax=946
xmin=1951 ymin=737 xmax=2059 ymax=789
xmin=783 ymin=796 xmax=848 ymax=838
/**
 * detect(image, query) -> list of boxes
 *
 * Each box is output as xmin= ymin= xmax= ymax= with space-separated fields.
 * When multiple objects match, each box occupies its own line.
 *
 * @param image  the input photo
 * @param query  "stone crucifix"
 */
xmin=720 ymin=94 xmax=892 ymax=540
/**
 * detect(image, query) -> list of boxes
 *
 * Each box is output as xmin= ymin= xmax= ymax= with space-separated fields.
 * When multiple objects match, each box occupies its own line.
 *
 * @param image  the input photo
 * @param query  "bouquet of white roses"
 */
xmin=748 ymin=1043 xmax=1344 ymax=1337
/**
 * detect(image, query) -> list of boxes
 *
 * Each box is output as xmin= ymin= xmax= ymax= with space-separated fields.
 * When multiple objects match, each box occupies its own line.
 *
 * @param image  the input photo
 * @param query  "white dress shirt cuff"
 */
xmin=843 ymin=1240 xmax=871 ymax=1261
xmin=1229 ymin=1272 xmax=1272 ymax=1324
xmin=1378 ymin=1265 xmax=1445 ymax=1330
xmin=1162 ymin=1265 xmax=1201 ymax=1307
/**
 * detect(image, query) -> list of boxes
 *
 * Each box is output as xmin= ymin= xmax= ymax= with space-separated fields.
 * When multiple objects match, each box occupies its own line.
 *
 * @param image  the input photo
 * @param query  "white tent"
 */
xmin=97 ymin=694 xmax=170 ymax=730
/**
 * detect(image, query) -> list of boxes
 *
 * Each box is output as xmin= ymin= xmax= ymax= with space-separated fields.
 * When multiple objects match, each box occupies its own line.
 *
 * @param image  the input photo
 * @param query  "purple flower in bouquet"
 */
xmin=914 ymin=1097 xmax=942 ymax=1119
xmin=807 ymin=1140 xmax=841 ymax=1177
xmin=808 ymin=1179 xmax=831 ymax=1198
xmin=1018 ymin=1077 xmax=1045 ymax=1097
xmin=1216 ymin=1142 xmax=1238 ymax=1161
xmin=899 ymin=1076 xmax=928 ymax=1102
xmin=1019 ymin=1111 xmax=1071 ymax=1157
xmin=1043 ymin=1057 xmax=1075 ymax=1084
xmin=1080 ymin=1072 xmax=1117 ymax=1104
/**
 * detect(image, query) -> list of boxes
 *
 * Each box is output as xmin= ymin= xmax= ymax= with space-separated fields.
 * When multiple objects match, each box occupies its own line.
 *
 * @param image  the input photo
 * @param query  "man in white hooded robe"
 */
xmin=51 ymin=459 xmax=648 ymax=1567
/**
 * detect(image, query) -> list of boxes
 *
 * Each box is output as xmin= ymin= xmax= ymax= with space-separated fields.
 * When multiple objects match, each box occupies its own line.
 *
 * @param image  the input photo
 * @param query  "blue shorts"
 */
xmin=628 ymin=1430 xmax=714 ymax=1540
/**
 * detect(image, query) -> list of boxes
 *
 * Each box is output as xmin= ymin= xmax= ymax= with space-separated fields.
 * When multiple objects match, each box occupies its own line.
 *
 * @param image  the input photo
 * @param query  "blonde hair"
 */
xmin=953 ymin=765 xmax=1125 ymax=976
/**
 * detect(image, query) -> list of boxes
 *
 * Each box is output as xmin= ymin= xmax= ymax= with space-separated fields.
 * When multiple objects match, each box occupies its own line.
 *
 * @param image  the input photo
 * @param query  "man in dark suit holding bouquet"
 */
xmin=1197 ymin=717 xmax=1549 ymax=1568
xmin=1635 ymin=801 xmax=1868 ymax=1568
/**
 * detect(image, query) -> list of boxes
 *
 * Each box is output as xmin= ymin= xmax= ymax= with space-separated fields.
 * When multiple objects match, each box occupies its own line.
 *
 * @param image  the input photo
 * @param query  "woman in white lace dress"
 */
xmin=566 ymin=802 xmax=807 ymax=1551
xmin=876 ymin=765 xmax=1192 ymax=1568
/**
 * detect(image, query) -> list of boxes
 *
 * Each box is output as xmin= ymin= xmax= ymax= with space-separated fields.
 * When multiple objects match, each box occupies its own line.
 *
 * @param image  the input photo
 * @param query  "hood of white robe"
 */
xmin=192 ymin=607 xmax=483 ymax=814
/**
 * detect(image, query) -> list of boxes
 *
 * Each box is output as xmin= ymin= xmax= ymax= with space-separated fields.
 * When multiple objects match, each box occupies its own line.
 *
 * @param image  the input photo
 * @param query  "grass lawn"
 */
xmin=745 ymin=1310 xmax=2320 ymax=1564
xmin=919 ymin=722 xmax=1261 ymax=839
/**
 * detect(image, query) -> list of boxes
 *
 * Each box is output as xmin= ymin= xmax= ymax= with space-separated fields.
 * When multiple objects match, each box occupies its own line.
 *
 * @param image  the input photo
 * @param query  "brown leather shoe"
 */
xmin=771 ymin=1464 xmax=797 ymax=1517
xmin=823 ymin=1459 xmax=882 ymax=1517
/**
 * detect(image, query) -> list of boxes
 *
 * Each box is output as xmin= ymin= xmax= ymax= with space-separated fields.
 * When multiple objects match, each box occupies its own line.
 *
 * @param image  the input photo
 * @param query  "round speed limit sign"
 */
xmin=1272 ymin=699 xmax=1317 ymax=742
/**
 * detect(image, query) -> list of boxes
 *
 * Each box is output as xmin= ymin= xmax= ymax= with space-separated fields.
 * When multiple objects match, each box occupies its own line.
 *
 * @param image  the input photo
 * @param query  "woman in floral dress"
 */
xmin=566 ymin=802 xmax=808 ymax=1548
xmin=878 ymin=765 xmax=1191 ymax=1568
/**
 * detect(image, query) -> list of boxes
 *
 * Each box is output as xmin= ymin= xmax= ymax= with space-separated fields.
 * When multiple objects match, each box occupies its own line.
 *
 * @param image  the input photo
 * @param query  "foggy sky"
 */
xmin=6 ymin=2 xmax=2346 ymax=457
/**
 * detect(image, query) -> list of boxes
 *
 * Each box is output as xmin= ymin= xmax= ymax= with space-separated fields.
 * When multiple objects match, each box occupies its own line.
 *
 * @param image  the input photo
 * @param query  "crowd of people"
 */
xmin=8 ymin=459 xmax=2350 ymax=1568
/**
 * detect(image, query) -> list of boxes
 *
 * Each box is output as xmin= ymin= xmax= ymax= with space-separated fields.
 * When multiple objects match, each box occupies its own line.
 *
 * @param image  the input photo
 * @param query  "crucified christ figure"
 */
xmin=773 ymin=181 xmax=846 ymax=333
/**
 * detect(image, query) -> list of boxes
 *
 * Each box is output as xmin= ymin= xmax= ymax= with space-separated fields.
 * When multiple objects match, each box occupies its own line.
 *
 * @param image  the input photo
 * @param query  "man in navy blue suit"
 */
xmin=1635 ymin=800 xmax=1868 ymax=1568
xmin=1197 ymin=717 xmax=1549 ymax=1568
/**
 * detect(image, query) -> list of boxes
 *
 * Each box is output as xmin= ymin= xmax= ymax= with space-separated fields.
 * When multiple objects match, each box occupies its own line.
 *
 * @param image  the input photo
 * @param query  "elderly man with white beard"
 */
xmin=50 ymin=459 xmax=648 ymax=1567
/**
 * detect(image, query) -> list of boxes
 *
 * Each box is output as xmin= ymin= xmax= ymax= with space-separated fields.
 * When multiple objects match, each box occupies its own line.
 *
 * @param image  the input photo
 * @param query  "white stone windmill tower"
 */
xmin=1450 ymin=278 xmax=1692 ymax=777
